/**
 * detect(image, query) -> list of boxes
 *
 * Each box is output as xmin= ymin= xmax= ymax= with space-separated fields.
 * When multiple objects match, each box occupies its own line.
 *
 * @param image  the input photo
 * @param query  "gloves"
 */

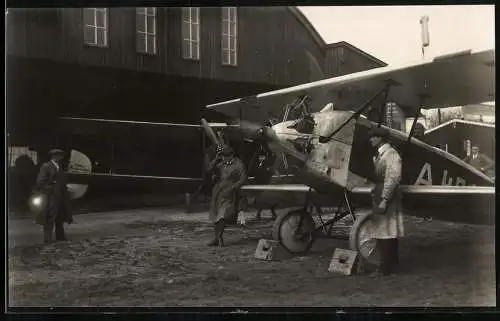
xmin=373 ymin=199 xmax=388 ymax=215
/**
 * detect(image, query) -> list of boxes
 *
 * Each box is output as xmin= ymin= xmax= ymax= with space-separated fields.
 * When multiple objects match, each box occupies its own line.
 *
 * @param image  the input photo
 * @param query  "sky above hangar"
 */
xmin=299 ymin=5 xmax=495 ymax=66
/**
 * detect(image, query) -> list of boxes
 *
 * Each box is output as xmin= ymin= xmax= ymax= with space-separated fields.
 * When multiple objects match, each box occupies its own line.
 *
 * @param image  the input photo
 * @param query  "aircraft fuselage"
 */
xmin=269 ymin=109 xmax=494 ymax=192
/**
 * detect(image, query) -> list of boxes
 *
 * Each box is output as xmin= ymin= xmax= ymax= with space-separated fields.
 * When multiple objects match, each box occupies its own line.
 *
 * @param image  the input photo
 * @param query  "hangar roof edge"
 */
xmin=290 ymin=7 xmax=388 ymax=67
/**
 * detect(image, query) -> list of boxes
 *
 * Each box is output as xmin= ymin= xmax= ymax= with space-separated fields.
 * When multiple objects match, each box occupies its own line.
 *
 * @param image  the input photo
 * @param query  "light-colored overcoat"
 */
xmin=371 ymin=143 xmax=404 ymax=239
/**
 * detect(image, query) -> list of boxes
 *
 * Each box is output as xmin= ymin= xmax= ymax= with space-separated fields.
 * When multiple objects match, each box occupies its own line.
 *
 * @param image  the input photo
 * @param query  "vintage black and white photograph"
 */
xmin=6 ymin=5 xmax=495 ymax=308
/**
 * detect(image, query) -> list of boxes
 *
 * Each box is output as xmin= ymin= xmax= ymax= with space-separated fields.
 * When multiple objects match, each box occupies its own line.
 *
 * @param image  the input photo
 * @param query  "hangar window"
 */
xmin=221 ymin=7 xmax=237 ymax=66
xmin=83 ymin=8 xmax=108 ymax=47
xmin=182 ymin=7 xmax=200 ymax=60
xmin=136 ymin=8 xmax=157 ymax=55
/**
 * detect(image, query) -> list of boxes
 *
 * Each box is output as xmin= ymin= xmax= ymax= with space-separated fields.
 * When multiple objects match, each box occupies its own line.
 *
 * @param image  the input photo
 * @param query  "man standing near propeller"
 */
xmin=201 ymin=119 xmax=247 ymax=247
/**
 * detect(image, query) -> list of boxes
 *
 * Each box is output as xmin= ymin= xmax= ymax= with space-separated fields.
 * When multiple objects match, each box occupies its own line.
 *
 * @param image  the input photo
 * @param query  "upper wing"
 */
xmin=206 ymin=48 xmax=494 ymax=123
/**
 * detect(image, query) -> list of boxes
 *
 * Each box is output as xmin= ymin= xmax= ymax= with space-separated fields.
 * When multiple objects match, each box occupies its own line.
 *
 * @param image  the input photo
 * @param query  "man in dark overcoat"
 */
xmin=33 ymin=149 xmax=73 ymax=243
xmin=207 ymin=145 xmax=247 ymax=247
xmin=462 ymin=145 xmax=494 ymax=177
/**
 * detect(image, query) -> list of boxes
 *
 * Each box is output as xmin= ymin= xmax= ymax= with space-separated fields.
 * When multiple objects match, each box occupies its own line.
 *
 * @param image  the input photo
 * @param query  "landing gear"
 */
xmin=272 ymin=208 xmax=316 ymax=255
xmin=349 ymin=210 xmax=381 ymax=266
xmin=271 ymin=189 xmax=358 ymax=255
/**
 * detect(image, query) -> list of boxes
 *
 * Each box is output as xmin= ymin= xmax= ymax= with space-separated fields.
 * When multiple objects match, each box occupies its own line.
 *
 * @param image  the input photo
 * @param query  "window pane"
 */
xmin=193 ymin=24 xmax=199 ymax=41
xmin=182 ymin=40 xmax=191 ymax=58
xmin=84 ymin=26 xmax=95 ymax=43
xmin=230 ymin=7 xmax=236 ymax=21
xmin=222 ymin=21 xmax=228 ymax=35
xmin=222 ymin=36 xmax=228 ymax=50
xmin=83 ymin=8 xmax=95 ymax=25
xmin=146 ymin=7 xmax=155 ymax=16
xmin=96 ymin=27 xmax=106 ymax=45
xmin=136 ymin=14 xmax=145 ymax=32
xmin=231 ymin=50 xmax=237 ymax=65
xmin=182 ymin=20 xmax=190 ymax=40
xmin=146 ymin=15 xmax=155 ymax=34
xmin=137 ymin=32 xmax=146 ymax=52
xmin=96 ymin=10 xmax=106 ymax=27
xmin=222 ymin=7 xmax=229 ymax=21
xmin=193 ymin=42 xmax=199 ymax=59
xmin=192 ymin=8 xmax=199 ymax=23
xmin=230 ymin=36 xmax=236 ymax=50
xmin=147 ymin=35 xmax=156 ymax=54
xmin=222 ymin=51 xmax=229 ymax=64
xmin=182 ymin=8 xmax=190 ymax=22
xmin=230 ymin=22 xmax=236 ymax=36
xmin=137 ymin=7 xmax=146 ymax=15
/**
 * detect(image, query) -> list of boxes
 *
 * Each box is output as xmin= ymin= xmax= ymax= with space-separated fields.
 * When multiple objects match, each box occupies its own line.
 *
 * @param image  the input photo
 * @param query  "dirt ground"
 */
xmin=7 ymin=207 xmax=496 ymax=307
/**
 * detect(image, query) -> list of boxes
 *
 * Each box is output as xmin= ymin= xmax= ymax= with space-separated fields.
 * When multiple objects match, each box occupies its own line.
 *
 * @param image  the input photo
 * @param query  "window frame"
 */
xmin=136 ymin=7 xmax=157 ymax=55
xmin=181 ymin=7 xmax=200 ymax=61
xmin=221 ymin=7 xmax=238 ymax=66
xmin=83 ymin=7 xmax=108 ymax=47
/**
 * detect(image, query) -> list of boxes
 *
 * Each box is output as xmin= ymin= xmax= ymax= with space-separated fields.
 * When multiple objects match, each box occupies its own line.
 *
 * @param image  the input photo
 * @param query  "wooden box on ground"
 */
xmin=254 ymin=239 xmax=293 ymax=261
xmin=328 ymin=248 xmax=360 ymax=275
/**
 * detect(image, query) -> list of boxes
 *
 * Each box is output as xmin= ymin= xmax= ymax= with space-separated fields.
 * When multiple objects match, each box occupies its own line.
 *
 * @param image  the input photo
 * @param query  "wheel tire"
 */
xmin=272 ymin=208 xmax=316 ymax=255
xmin=349 ymin=210 xmax=381 ymax=266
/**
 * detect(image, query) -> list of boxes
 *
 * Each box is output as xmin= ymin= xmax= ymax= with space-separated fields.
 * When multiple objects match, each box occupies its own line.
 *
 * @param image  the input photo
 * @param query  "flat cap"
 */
xmin=368 ymin=127 xmax=389 ymax=139
xmin=48 ymin=149 xmax=65 ymax=156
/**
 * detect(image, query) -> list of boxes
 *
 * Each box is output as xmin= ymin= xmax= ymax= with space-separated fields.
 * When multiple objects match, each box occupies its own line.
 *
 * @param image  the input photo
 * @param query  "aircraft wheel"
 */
xmin=272 ymin=208 xmax=316 ymax=255
xmin=349 ymin=210 xmax=381 ymax=267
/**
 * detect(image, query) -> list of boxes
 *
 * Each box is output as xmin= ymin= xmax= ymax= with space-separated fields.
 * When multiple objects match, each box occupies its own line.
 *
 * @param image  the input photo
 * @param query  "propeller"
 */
xmin=200 ymin=118 xmax=222 ymax=146
xmin=236 ymin=119 xmax=307 ymax=164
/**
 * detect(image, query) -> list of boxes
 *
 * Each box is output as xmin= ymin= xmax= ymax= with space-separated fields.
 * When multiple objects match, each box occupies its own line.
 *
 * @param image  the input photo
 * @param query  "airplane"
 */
xmin=201 ymin=48 xmax=495 ymax=263
xmin=15 ymin=48 xmax=495 ymax=267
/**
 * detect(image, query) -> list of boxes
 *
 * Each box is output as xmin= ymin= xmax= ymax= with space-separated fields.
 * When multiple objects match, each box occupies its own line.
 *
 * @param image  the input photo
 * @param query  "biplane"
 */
xmin=22 ymin=48 xmax=494 ymax=264
xmin=201 ymin=48 xmax=495 ymax=260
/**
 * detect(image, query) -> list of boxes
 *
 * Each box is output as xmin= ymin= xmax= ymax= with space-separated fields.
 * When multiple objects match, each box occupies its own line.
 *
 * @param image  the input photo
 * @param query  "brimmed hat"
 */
xmin=48 ymin=149 xmax=65 ymax=156
xmin=368 ymin=127 xmax=389 ymax=139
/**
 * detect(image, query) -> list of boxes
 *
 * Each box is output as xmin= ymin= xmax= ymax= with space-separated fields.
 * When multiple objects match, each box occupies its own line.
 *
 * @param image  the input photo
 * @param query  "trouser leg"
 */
xmin=377 ymin=238 xmax=390 ymax=275
xmin=387 ymin=238 xmax=399 ymax=271
xmin=378 ymin=238 xmax=398 ymax=275
xmin=55 ymin=219 xmax=66 ymax=241
xmin=271 ymin=207 xmax=277 ymax=219
xmin=43 ymin=221 xmax=54 ymax=243
xmin=256 ymin=209 xmax=262 ymax=219
xmin=216 ymin=219 xmax=225 ymax=247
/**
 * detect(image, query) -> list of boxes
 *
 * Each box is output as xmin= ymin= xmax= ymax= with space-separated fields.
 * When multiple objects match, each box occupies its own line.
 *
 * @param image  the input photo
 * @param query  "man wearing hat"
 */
xmin=368 ymin=127 xmax=403 ymax=275
xmin=33 ymin=149 xmax=73 ymax=243
xmin=207 ymin=144 xmax=247 ymax=247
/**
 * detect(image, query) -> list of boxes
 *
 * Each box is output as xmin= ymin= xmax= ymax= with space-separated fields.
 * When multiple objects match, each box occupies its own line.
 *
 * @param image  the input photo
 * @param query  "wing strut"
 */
xmin=407 ymin=93 xmax=428 ymax=142
xmin=319 ymin=83 xmax=393 ymax=143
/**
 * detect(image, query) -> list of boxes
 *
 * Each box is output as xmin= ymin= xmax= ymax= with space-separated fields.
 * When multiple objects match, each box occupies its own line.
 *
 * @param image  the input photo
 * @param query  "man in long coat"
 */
xmin=33 ymin=149 xmax=73 ymax=243
xmin=207 ymin=145 xmax=247 ymax=247
xmin=368 ymin=127 xmax=404 ymax=275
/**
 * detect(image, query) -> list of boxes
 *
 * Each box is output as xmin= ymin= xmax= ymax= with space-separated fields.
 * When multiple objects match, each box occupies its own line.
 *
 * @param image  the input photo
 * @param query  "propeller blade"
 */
xmin=201 ymin=118 xmax=221 ymax=146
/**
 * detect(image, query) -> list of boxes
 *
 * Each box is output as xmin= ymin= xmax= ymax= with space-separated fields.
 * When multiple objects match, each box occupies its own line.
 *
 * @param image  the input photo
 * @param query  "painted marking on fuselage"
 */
xmin=415 ymin=162 xmax=467 ymax=186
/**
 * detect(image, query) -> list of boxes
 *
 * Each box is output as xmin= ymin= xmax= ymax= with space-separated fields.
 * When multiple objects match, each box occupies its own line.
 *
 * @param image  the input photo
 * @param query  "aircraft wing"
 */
xmin=206 ymin=48 xmax=494 ymax=123
xmin=58 ymin=117 xmax=235 ymax=140
xmin=66 ymin=172 xmax=203 ymax=193
xmin=239 ymin=184 xmax=495 ymax=225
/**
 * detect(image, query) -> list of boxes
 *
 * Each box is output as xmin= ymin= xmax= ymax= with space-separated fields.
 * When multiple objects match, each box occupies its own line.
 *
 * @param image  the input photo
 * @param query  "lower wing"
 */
xmin=240 ymin=184 xmax=495 ymax=225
